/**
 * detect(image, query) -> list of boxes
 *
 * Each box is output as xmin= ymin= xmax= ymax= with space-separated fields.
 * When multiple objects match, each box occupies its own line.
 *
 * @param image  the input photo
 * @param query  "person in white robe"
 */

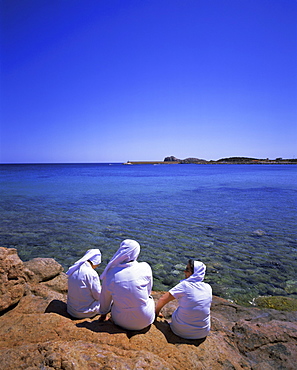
xmin=99 ymin=239 xmax=155 ymax=331
xmin=155 ymin=259 xmax=212 ymax=339
xmin=66 ymin=249 xmax=102 ymax=319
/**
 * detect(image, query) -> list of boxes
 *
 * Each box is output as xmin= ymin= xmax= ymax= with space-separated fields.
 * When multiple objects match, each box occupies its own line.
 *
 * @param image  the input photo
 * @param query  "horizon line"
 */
xmin=1 ymin=156 xmax=296 ymax=165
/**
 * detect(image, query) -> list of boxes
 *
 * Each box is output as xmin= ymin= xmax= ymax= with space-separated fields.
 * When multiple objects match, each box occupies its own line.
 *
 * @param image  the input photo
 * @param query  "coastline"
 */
xmin=1 ymin=248 xmax=297 ymax=369
xmin=124 ymin=156 xmax=297 ymax=165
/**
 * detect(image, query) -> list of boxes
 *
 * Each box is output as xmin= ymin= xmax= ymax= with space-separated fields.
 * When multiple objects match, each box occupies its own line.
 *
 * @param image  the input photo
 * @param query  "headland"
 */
xmin=124 ymin=156 xmax=297 ymax=165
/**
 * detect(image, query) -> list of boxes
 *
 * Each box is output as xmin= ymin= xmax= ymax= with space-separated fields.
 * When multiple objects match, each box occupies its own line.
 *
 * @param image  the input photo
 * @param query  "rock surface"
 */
xmin=164 ymin=156 xmax=180 ymax=162
xmin=0 ymin=247 xmax=296 ymax=369
xmin=163 ymin=156 xmax=207 ymax=164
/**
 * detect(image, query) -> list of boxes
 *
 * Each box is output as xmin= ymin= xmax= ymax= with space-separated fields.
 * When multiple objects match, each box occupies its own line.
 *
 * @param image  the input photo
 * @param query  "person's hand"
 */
xmin=155 ymin=312 xmax=164 ymax=319
xmin=98 ymin=314 xmax=107 ymax=322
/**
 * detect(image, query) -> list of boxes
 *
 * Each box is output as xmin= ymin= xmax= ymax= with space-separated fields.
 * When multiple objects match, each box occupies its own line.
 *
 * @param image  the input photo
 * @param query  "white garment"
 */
xmin=100 ymin=239 xmax=140 ymax=280
xmin=67 ymin=261 xmax=101 ymax=318
xmin=99 ymin=261 xmax=155 ymax=330
xmin=169 ymin=260 xmax=212 ymax=339
xmin=66 ymin=249 xmax=101 ymax=277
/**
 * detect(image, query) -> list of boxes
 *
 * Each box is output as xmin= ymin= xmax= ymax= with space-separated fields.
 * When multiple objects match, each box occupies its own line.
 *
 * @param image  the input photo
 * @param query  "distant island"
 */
xmin=124 ymin=156 xmax=297 ymax=165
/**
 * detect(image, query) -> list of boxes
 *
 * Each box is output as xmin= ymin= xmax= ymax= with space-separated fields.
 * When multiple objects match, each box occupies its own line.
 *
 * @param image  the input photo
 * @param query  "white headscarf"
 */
xmin=186 ymin=261 xmax=206 ymax=283
xmin=100 ymin=239 xmax=140 ymax=280
xmin=66 ymin=249 xmax=101 ymax=276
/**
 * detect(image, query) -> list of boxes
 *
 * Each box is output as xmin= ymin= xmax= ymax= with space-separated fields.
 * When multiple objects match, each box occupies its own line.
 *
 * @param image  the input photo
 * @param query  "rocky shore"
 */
xmin=1 ymin=247 xmax=296 ymax=369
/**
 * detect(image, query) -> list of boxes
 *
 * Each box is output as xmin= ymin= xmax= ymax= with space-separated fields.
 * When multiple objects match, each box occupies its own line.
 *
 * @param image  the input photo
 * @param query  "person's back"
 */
xmin=99 ymin=240 xmax=155 ymax=331
xmin=66 ymin=249 xmax=101 ymax=319
xmin=67 ymin=262 xmax=101 ymax=318
xmin=170 ymin=279 xmax=212 ymax=339
xmin=155 ymin=259 xmax=212 ymax=340
xmin=109 ymin=261 xmax=154 ymax=329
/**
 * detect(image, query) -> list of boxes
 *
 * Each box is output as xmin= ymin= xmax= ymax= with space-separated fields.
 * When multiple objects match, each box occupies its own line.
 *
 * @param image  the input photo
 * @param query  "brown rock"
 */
xmin=0 ymin=247 xmax=26 ymax=311
xmin=232 ymin=320 xmax=297 ymax=369
xmin=24 ymin=257 xmax=63 ymax=283
xmin=0 ymin=248 xmax=296 ymax=369
xmin=41 ymin=272 xmax=68 ymax=294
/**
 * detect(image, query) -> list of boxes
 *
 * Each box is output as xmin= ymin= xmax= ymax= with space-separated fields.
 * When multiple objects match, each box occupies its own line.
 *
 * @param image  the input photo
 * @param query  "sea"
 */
xmin=1 ymin=163 xmax=296 ymax=306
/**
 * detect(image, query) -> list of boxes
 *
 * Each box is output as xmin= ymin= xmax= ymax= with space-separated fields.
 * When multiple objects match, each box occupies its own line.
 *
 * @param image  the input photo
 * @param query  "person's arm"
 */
xmin=146 ymin=264 xmax=153 ymax=294
xmin=89 ymin=273 xmax=101 ymax=301
xmin=98 ymin=282 xmax=113 ymax=322
xmin=98 ymin=281 xmax=112 ymax=315
xmin=155 ymin=292 xmax=175 ymax=317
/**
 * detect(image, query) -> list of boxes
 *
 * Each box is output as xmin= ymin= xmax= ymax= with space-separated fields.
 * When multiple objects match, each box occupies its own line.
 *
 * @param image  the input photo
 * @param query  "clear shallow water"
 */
xmin=1 ymin=163 xmax=296 ymax=305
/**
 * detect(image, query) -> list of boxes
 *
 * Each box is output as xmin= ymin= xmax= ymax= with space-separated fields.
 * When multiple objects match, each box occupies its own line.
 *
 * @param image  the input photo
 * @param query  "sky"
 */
xmin=1 ymin=0 xmax=296 ymax=163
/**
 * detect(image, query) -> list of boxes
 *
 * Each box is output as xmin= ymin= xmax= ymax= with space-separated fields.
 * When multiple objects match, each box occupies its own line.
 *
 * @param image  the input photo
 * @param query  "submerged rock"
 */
xmin=251 ymin=229 xmax=266 ymax=236
xmin=285 ymin=280 xmax=297 ymax=294
xmin=0 ymin=247 xmax=296 ymax=369
xmin=255 ymin=296 xmax=297 ymax=311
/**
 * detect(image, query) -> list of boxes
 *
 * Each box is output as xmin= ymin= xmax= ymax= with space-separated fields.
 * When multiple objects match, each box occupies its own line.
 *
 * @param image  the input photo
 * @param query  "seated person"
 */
xmin=66 ymin=249 xmax=102 ymax=318
xmin=99 ymin=239 xmax=155 ymax=331
xmin=155 ymin=259 xmax=212 ymax=339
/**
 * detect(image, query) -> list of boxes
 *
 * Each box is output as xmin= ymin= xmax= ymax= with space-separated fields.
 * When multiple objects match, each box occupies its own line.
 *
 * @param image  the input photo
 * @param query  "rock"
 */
xmin=255 ymin=296 xmax=297 ymax=311
xmin=252 ymin=229 xmax=266 ymax=236
xmin=164 ymin=156 xmax=180 ymax=162
xmin=0 ymin=247 xmax=297 ymax=369
xmin=0 ymin=247 xmax=26 ymax=311
xmin=180 ymin=157 xmax=207 ymax=164
xmin=41 ymin=272 xmax=68 ymax=294
xmin=285 ymin=280 xmax=297 ymax=294
xmin=163 ymin=156 xmax=207 ymax=164
xmin=232 ymin=320 xmax=297 ymax=369
xmin=24 ymin=257 xmax=63 ymax=283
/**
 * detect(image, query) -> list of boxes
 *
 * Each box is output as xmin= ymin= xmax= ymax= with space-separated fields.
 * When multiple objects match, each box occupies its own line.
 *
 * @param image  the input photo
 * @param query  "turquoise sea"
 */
xmin=1 ymin=163 xmax=296 ymax=305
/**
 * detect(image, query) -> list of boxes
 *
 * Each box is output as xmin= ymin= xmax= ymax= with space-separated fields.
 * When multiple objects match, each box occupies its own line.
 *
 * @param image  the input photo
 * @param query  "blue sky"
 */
xmin=1 ymin=0 xmax=296 ymax=163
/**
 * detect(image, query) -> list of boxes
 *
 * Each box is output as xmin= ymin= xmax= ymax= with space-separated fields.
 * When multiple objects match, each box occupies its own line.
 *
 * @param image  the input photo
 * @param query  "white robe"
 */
xmin=67 ymin=261 xmax=101 ymax=318
xmin=169 ymin=280 xmax=212 ymax=339
xmin=99 ymin=261 xmax=155 ymax=330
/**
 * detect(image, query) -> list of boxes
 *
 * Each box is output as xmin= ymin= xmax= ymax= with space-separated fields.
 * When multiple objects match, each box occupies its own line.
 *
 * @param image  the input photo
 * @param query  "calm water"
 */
xmin=1 ymin=163 xmax=296 ymax=305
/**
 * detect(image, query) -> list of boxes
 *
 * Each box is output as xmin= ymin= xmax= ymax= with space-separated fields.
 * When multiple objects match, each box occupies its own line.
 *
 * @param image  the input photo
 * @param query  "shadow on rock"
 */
xmin=154 ymin=319 xmax=206 ymax=346
xmin=44 ymin=299 xmax=72 ymax=319
xmin=76 ymin=319 xmax=151 ymax=338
